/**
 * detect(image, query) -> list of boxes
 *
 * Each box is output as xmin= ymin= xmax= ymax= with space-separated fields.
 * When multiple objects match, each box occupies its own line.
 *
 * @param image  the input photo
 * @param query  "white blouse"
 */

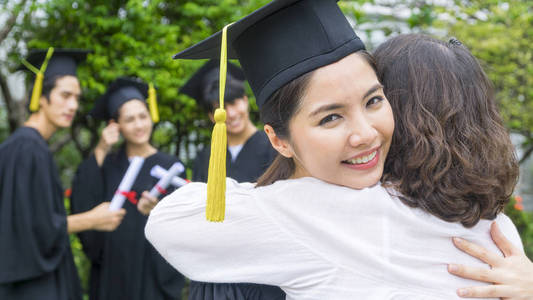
xmin=146 ymin=177 xmax=522 ymax=300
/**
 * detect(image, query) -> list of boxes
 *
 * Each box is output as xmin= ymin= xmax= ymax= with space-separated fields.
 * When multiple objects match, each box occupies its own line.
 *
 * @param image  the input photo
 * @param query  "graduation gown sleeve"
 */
xmin=0 ymin=136 xmax=69 ymax=284
xmin=70 ymin=155 xmax=106 ymax=263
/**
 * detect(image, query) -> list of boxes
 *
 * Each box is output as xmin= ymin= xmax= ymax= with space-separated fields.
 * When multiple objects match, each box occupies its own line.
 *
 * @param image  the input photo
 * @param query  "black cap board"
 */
xmin=90 ymin=77 xmax=149 ymax=120
xmin=24 ymin=49 xmax=90 ymax=78
xmin=180 ymin=59 xmax=245 ymax=109
xmin=173 ymin=0 xmax=365 ymax=108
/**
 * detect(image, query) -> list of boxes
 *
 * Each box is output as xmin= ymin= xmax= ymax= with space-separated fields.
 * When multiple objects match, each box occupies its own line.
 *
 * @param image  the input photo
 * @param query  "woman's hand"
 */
xmin=448 ymin=222 xmax=533 ymax=299
xmin=94 ymin=121 xmax=120 ymax=166
xmin=88 ymin=202 xmax=126 ymax=231
xmin=137 ymin=191 xmax=158 ymax=216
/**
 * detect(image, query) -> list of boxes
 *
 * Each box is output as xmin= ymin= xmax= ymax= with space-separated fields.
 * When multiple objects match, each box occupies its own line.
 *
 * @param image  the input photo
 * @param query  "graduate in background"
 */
xmin=178 ymin=62 xmax=283 ymax=299
xmin=182 ymin=60 xmax=277 ymax=183
xmin=0 ymin=49 xmax=126 ymax=300
xmin=70 ymin=77 xmax=186 ymax=300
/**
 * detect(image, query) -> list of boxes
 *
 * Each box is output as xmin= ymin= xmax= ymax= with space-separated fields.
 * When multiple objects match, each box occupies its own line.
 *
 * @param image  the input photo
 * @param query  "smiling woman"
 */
xmin=70 ymin=77 xmax=187 ymax=300
xmin=260 ymin=51 xmax=393 ymax=190
xmin=145 ymin=0 xmax=524 ymax=299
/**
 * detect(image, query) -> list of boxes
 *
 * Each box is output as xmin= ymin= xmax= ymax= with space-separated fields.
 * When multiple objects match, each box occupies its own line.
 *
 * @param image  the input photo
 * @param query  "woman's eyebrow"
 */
xmin=363 ymin=83 xmax=384 ymax=99
xmin=309 ymin=103 xmax=344 ymax=118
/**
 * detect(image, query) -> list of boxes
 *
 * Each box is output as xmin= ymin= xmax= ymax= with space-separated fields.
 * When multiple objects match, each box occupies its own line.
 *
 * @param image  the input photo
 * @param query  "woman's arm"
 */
xmin=448 ymin=222 xmax=533 ymax=299
xmin=145 ymin=179 xmax=320 ymax=286
xmin=67 ymin=202 xmax=126 ymax=234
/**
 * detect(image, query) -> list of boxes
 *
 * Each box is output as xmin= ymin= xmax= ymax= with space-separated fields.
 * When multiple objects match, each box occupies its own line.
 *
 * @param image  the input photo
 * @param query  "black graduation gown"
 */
xmin=192 ymin=130 xmax=276 ymax=183
xmin=0 ymin=127 xmax=82 ymax=300
xmin=190 ymin=130 xmax=285 ymax=300
xmin=70 ymin=148 xmax=185 ymax=300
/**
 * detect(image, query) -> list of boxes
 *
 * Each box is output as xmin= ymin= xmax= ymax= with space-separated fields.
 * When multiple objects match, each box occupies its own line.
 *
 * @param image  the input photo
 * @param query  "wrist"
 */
xmin=84 ymin=209 xmax=98 ymax=230
xmin=95 ymin=141 xmax=111 ymax=154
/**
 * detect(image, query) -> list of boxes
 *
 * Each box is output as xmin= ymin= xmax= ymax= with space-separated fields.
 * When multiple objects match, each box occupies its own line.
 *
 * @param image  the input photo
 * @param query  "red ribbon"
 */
xmin=117 ymin=190 xmax=138 ymax=205
xmin=155 ymin=184 xmax=167 ymax=195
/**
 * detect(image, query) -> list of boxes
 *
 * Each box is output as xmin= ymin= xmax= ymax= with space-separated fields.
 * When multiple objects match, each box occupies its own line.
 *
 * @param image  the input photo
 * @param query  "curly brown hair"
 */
xmin=374 ymin=34 xmax=519 ymax=227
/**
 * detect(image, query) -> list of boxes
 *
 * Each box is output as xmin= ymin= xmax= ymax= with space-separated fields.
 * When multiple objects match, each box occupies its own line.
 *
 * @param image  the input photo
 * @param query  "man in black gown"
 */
xmin=0 ymin=49 xmax=126 ymax=300
xmin=180 ymin=61 xmax=284 ymax=300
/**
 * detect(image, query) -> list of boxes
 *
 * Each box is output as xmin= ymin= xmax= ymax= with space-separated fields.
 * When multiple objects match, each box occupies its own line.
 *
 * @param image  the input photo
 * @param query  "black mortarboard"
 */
xmin=90 ymin=77 xmax=149 ymax=120
xmin=24 ymin=48 xmax=89 ymax=78
xmin=180 ymin=59 xmax=246 ymax=109
xmin=21 ymin=48 xmax=90 ymax=111
xmin=173 ymin=0 xmax=365 ymax=108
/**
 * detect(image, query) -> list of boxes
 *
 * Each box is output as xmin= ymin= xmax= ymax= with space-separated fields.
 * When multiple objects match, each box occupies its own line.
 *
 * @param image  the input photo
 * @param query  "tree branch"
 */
xmin=519 ymin=145 xmax=533 ymax=165
xmin=0 ymin=0 xmax=29 ymax=44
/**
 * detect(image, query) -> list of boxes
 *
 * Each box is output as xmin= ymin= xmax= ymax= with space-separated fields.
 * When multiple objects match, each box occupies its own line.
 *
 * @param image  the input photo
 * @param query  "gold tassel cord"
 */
xmin=21 ymin=47 xmax=54 ymax=112
xmin=206 ymin=23 xmax=232 ymax=222
xmin=148 ymin=82 xmax=160 ymax=123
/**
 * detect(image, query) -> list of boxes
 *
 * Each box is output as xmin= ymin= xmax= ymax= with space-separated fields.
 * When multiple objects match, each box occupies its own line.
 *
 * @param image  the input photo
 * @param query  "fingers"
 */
xmin=490 ymin=222 xmax=521 ymax=257
xmin=115 ymin=208 xmax=126 ymax=217
xmin=452 ymin=237 xmax=502 ymax=266
xmin=456 ymin=285 xmax=518 ymax=298
xmin=141 ymin=191 xmax=158 ymax=203
xmin=448 ymin=264 xmax=496 ymax=283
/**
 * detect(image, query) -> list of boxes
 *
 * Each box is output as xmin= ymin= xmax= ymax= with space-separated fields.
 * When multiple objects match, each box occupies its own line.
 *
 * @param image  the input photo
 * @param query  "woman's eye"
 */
xmin=319 ymin=114 xmax=341 ymax=126
xmin=366 ymin=96 xmax=384 ymax=107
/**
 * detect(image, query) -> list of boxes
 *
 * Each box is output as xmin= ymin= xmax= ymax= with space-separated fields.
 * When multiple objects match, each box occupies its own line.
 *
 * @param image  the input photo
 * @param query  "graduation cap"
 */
xmin=90 ymin=77 xmax=159 ymax=123
xmin=174 ymin=0 xmax=365 ymax=108
xmin=173 ymin=0 xmax=365 ymax=222
xmin=180 ymin=59 xmax=246 ymax=111
xmin=21 ymin=48 xmax=90 ymax=111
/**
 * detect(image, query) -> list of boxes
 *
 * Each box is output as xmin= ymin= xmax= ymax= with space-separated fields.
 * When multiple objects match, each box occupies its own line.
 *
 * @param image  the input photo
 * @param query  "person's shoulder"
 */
xmin=251 ymin=130 xmax=270 ymax=145
xmin=155 ymin=151 xmax=181 ymax=164
xmin=0 ymin=127 xmax=50 ymax=160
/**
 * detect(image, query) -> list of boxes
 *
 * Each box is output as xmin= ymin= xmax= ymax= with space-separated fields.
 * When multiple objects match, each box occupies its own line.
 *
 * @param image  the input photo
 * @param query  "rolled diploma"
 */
xmin=149 ymin=163 xmax=184 ymax=198
xmin=150 ymin=164 xmax=188 ymax=188
xmin=109 ymin=156 xmax=145 ymax=210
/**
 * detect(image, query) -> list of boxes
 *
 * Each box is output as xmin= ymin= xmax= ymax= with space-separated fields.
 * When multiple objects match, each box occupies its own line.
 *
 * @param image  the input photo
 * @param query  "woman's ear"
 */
xmin=264 ymin=124 xmax=294 ymax=158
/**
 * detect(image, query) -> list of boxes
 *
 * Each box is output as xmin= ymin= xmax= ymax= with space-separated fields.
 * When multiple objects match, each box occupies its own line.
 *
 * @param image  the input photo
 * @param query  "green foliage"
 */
xmin=2 ymin=0 xmax=533 ymax=295
xmin=505 ymin=196 xmax=533 ymax=259
xmin=447 ymin=0 xmax=533 ymax=156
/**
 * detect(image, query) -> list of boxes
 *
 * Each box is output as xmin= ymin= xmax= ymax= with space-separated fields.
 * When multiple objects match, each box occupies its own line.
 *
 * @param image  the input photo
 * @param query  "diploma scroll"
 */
xmin=109 ymin=156 xmax=145 ymax=211
xmin=150 ymin=164 xmax=188 ymax=188
xmin=149 ymin=163 xmax=184 ymax=198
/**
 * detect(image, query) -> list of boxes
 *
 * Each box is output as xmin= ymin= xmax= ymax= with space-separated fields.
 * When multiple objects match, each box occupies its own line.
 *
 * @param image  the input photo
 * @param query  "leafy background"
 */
xmin=1 ymin=0 xmax=532 ymax=298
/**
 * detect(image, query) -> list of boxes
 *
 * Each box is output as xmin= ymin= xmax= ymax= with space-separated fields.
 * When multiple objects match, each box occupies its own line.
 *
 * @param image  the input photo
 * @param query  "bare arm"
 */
xmin=67 ymin=202 xmax=126 ymax=234
xmin=448 ymin=222 xmax=533 ymax=299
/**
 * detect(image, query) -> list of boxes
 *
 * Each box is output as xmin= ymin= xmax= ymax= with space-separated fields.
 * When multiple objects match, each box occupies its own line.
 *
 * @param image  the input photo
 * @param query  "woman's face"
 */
xmin=117 ymin=99 xmax=153 ymax=145
xmin=287 ymin=53 xmax=394 ymax=189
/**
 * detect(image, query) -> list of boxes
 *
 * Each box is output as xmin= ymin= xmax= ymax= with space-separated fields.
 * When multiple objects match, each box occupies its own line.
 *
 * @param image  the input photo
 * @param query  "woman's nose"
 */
xmin=348 ymin=117 xmax=378 ymax=147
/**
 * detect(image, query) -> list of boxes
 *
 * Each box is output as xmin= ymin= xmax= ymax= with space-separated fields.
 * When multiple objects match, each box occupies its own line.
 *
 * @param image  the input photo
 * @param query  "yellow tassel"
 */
xmin=148 ymin=82 xmax=159 ymax=123
xmin=29 ymin=72 xmax=43 ymax=112
xmin=23 ymin=47 xmax=54 ymax=112
xmin=206 ymin=109 xmax=227 ymax=221
xmin=205 ymin=23 xmax=232 ymax=222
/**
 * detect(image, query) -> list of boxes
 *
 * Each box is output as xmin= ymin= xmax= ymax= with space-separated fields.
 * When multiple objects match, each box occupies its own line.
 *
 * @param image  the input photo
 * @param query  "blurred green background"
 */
xmin=1 ymin=0 xmax=532 ymax=298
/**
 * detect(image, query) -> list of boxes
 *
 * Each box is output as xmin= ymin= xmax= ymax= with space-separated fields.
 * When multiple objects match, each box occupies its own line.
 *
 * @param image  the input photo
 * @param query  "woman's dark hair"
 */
xmin=375 ymin=34 xmax=518 ymax=227
xmin=203 ymin=78 xmax=246 ymax=112
xmin=256 ymin=51 xmax=377 ymax=187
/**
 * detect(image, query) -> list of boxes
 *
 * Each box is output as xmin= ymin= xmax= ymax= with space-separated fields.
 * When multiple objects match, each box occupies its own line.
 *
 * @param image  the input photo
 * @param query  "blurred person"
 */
xmin=0 ymin=49 xmax=125 ymax=300
xmin=71 ymin=77 xmax=186 ymax=300
xmin=180 ymin=60 xmax=284 ymax=300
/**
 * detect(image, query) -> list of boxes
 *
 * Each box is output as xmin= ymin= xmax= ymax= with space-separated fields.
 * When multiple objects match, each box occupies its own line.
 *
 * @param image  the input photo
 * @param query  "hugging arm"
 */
xmin=448 ymin=222 xmax=533 ymax=299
